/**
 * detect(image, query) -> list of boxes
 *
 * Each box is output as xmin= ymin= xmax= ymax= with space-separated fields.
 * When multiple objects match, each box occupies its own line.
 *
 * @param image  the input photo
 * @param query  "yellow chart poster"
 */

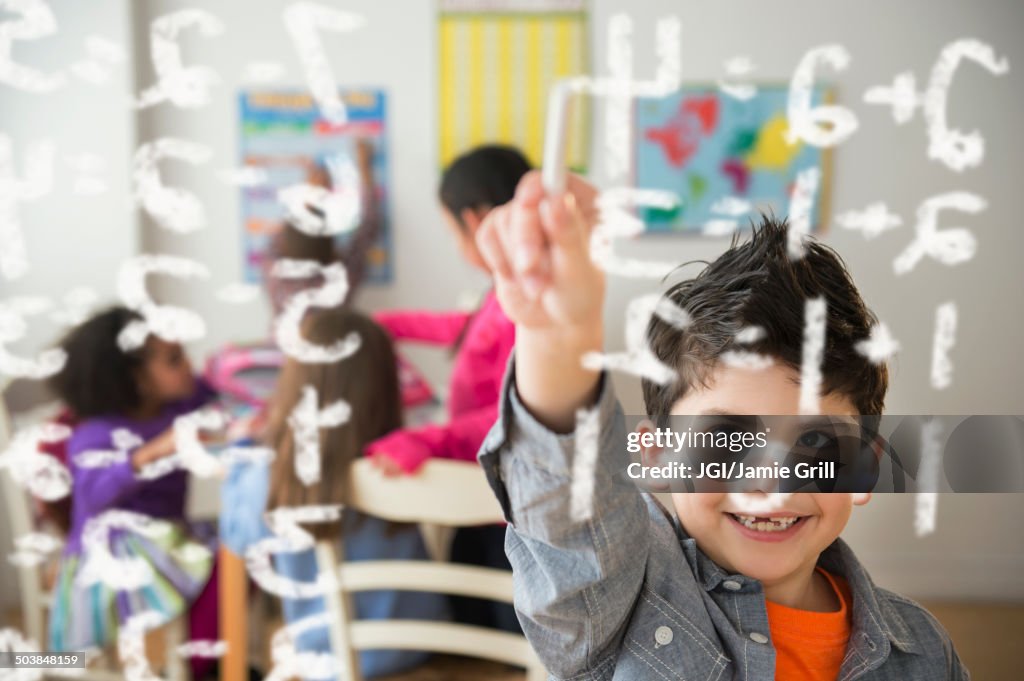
xmin=438 ymin=0 xmax=589 ymax=169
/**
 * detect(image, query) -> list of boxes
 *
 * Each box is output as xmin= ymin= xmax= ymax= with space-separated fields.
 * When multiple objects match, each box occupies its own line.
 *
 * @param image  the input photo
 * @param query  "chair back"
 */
xmin=314 ymin=458 xmax=546 ymax=681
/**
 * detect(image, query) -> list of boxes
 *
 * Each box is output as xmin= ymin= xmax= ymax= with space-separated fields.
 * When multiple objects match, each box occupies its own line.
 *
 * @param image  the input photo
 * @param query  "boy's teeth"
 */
xmin=732 ymin=514 xmax=800 ymax=532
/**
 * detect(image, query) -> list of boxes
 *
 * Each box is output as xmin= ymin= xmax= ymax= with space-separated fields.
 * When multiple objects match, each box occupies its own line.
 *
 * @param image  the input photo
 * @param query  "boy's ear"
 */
xmin=637 ymin=419 xmax=662 ymax=465
xmin=851 ymin=492 xmax=872 ymax=506
xmin=854 ymin=433 xmax=886 ymax=496
xmin=636 ymin=419 xmax=669 ymax=491
xmin=869 ymin=433 xmax=885 ymax=460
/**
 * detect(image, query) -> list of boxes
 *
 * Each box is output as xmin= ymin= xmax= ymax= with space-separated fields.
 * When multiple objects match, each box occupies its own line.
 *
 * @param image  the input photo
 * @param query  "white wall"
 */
xmin=1 ymin=0 xmax=1022 ymax=605
xmin=0 ymin=0 xmax=136 ymax=611
xmin=0 ymin=0 xmax=137 ymax=349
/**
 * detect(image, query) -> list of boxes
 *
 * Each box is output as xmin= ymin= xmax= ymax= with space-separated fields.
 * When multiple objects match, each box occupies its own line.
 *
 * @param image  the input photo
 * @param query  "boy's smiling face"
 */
xmin=667 ymin=362 xmax=871 ymax=589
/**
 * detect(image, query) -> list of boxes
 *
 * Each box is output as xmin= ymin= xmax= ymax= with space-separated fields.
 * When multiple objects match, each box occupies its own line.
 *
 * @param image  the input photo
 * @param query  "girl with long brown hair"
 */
xmin=220 ymin=307 xmax=448 ymax=678
xmin=265 ymin=308 xmax=402 ymax=518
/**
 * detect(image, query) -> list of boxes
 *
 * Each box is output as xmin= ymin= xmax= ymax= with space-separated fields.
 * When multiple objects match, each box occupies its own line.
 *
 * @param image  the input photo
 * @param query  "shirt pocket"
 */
xmin=616 ymin=586 xmax=731 ymax=681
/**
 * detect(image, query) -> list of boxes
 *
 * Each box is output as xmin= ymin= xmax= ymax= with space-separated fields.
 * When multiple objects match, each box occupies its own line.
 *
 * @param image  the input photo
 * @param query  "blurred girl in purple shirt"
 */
xmin=47 ymin=306 xmax=217 ymax=679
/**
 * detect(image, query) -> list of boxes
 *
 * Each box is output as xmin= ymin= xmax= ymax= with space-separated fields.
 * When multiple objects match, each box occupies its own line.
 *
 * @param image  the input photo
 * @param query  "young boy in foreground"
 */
xmin=473 ymin=172 xmax=968 ymax=680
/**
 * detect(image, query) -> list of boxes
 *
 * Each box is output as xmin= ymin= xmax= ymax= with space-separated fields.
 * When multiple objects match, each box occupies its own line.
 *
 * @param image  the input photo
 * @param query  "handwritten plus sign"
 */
xmin=864 ymin=71 xmax=923 ymax=124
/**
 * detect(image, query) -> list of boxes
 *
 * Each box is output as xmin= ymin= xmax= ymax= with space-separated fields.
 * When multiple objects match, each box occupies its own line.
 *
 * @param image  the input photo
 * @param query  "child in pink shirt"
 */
xmin=365 ymin=145 xmax=529 ymax=475
xmin=366 ymin=145 xmax=530 ymax=633
xmin=368 ymin=291 xmax=514 ymax=472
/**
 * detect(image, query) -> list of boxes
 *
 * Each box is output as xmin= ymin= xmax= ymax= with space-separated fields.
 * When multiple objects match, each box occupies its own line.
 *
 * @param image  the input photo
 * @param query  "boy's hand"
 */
xmin=476 ymin=171 xmax=605 ymax=432
xmin=476 ymin=171 xmax=604 ymax=339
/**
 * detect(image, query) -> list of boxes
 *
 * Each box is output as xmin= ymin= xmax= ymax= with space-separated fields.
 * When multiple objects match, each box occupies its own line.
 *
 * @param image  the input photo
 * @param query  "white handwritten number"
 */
xmin=283 ymin=2 xmax=365 ymax=124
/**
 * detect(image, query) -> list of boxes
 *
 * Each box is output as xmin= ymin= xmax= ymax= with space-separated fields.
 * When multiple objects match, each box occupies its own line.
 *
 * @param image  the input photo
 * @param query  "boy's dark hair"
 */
xmin=439 ymin=144 xmax=532 ymax=228
xmin=49 ymin=306 xmax=147 ymax=418
xmin=644 ymin=216 xmax=888 ymax=424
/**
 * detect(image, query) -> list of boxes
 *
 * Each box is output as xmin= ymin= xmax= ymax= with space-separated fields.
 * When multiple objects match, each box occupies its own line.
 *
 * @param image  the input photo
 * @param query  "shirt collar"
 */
xmin=667 ymin=510 xmax=921 ymax=660
xmin=818 ymin=538 xmax=921 ymax=656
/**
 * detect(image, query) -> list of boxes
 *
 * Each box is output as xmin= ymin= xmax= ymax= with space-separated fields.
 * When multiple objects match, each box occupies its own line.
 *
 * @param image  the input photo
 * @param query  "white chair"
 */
xmin=0 ymin=380 xmax=186 ymax=681
xmin=314 ymin=458 xmax=547 ymax=681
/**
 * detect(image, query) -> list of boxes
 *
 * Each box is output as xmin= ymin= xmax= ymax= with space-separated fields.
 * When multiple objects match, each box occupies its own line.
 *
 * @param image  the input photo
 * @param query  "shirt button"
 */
xmin=654 ymin=626 xmax=674 ymax=646
xmin=749 ymin=632 xmax=769 ymax=644
xmin=722 ymin=579 xmax=742 ymax=591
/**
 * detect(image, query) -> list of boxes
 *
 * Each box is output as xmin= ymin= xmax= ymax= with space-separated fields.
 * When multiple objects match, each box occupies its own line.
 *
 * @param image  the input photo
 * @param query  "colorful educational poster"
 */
xmin=238 ymin=89 xmax=391 ymax=282
xmin=438 ymin=0 xmax=588 ymax=169
xmin=634 ymin=86 xmax=832 ymax=234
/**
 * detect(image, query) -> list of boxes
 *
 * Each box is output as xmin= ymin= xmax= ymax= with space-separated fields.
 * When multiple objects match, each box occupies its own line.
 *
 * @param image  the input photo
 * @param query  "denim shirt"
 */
xmin=478 ymin=367 xmax=968 ymax=680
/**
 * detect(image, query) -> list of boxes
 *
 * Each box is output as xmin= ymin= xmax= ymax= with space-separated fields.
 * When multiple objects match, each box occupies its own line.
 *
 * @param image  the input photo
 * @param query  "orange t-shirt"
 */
xmin=765 ymin=567 xmax=853 ymax=681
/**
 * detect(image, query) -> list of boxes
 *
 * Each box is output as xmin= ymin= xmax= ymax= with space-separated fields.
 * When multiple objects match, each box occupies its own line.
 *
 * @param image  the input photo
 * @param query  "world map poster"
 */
xmin=634 ymin=85 xmax=832 ymax=234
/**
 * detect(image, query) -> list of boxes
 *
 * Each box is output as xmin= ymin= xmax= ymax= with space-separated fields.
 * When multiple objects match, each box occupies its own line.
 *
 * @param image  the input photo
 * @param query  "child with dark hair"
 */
xmin=474 ymin=172 xmax=968 ymax=679
xmin=46 ymin=306 xmax=218 ymax=678
xmin=368 ymin=144 xmax=532 ymax=474
xmin=366 ymin=144 xmax=537 ymax=632
xmin=437 ymin=144 xmax=533 ymax=268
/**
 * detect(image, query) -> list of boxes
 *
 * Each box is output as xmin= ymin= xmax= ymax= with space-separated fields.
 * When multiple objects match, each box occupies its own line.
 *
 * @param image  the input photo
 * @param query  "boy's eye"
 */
xmin=797 ymin=430 xmax=833 ymax=449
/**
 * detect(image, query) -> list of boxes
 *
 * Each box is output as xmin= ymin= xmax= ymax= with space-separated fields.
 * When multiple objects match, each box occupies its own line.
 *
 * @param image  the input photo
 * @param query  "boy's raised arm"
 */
xmin=476 ymin=172 xmax=649 ymax=677
xmin=477 ymin=172 xmax=604 ymax=431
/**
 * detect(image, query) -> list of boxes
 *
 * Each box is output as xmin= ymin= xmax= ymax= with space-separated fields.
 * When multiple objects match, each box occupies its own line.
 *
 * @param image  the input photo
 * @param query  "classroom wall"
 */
xmin=133 ymin=0 xmax=489 ymax=393
xmin=1 ymin=0 xmax=1022 ymax=606
xmin=0 ymin=0 xmax=137 ymax=351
